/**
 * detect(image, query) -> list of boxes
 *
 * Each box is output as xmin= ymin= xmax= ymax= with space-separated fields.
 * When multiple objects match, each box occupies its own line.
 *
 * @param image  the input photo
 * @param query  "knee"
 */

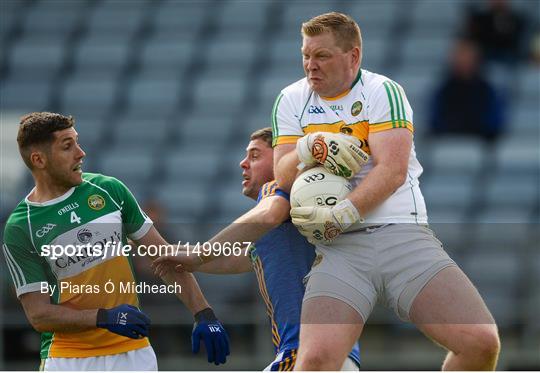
xmin=296 ymin=347 xmax=340 ymax=370
xmin=463 ymin=325 xmax=501 ymax=360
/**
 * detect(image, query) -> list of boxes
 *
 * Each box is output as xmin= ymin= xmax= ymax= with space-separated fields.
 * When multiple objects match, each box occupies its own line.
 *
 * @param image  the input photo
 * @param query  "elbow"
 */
xmin=26 ymin=311 xmax=49 ymax=332
xmin=259 ymin=209 xmax=286 ymax=228
xmin=395 ymin=169 xmax=407 ymax=187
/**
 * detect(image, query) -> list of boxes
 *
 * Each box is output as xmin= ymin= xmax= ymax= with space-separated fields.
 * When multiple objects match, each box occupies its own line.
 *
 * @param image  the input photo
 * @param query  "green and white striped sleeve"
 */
xmin=3 ymin=224 xmax=48 ymax=297
xmin=369 ymin=80 xmax=414 ymax=133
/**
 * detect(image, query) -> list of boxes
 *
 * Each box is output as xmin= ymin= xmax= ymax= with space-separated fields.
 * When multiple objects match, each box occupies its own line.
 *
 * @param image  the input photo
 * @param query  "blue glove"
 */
xmin=192 ymin=308 xmax=230 ymax=365
xmin=96 ymin=304 xmax=150 ymax=339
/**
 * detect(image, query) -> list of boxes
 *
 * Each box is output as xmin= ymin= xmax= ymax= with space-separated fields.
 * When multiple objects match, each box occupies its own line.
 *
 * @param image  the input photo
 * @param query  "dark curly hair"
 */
xmin=17 ymin=112 xmax=74 ymax=169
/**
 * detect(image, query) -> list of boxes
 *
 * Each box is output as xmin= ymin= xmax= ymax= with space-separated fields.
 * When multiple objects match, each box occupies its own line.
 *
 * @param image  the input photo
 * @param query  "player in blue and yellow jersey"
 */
xmin=153 ymin=128 xmax=360 ymax=370
xmin=3 ymin=112 xmax=229 ymax=370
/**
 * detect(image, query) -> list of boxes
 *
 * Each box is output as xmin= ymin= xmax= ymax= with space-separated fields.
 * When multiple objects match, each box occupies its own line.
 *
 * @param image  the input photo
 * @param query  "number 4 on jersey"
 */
xmin=70 ymin=211 xmax=82 ymax=224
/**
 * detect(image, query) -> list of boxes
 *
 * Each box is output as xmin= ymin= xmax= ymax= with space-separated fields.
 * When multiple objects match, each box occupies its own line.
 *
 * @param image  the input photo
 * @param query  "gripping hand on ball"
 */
xmin=296 ymin=132 xmax=369 ymax=178
xmin=291 ymin=199 xmax=363 ymax=244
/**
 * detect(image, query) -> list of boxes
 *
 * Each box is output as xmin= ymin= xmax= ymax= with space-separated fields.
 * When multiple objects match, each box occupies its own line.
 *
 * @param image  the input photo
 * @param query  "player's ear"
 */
xmin=351 ymin=46 xmax=361 ymax=66
xmin=30 ymin=148 xmax=48 ymax=170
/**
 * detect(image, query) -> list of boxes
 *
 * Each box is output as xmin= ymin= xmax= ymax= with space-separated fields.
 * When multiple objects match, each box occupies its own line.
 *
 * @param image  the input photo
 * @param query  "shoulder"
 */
xmin=4 ymin=201 xmax=31 ymax=243
xmin=5 ymin=201 xmax=29 ymax=231
xmin=279 ymin=77 xmax=312 ymax=102
xmin=82 ymin=172 xmax=126 ymax=191
xmin=362 ymin=69 xmax=395 ymax=94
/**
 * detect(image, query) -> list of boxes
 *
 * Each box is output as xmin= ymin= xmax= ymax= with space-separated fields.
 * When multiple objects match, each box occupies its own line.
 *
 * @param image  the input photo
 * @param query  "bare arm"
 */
xmin=210 ymin=194 xmax=290 ymax=245
xmin=347 ymin=128 xmax=412 ymax=216
xmin=195 ymin=255 xmax=252 ymax=275
xmin=135 ymin=227 xmax=209 ymax=314
xmin=273 ymin=143 xmax=299 ymax=193
xmin=152 ymin=195 xmax=290 ymax=272
xmin=20 ymin=292 xmax=98 ymax=333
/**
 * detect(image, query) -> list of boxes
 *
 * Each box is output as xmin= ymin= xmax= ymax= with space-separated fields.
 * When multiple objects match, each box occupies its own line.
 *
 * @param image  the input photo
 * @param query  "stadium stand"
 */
xmin=1 ymin=0 xmax=538 ymax=370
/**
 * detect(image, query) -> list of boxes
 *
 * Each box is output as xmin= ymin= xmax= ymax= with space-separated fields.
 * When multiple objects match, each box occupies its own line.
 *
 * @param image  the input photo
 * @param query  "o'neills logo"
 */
xmin=88 ymin=195 xmax=105 ymax=210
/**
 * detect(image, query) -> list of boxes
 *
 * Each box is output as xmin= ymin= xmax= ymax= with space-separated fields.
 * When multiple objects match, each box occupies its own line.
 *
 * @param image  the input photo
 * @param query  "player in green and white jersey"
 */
xmin=2 ymin=112 xmax=230 ymax=370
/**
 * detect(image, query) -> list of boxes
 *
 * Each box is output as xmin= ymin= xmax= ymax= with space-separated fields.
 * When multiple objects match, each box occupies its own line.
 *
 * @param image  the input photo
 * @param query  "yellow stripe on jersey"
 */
xmin=253 ymin=257 xmax=281 ymax=348
xmin=290 ymin=349 xmax=297 ymax=370
xmin=260 ymin=181 xmax=279 ymax=200
xmin=370 ymin=120 xmax=414 ymax=133
xmin=273 ymin=135 xmax=302 ymax=146
xmin=49 ymin=256 xmax=148 ymax=358
xmin=321 ymin=89 xmax=351 ymax=101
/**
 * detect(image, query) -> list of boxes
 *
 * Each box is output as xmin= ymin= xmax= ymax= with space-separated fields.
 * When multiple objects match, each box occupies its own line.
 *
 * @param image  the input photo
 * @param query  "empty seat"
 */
xmin=154 ymin=181 xmax=210 ymax=220
xmin=518 ymin=66 xmax=540 ymax=101
xmin=216 ymin=0 xmax=269 ymax=35
xmin=61 ymin=77 xmax=117 ymax=112
xmin=260 ymin=68 xmax=304 ymax=107
xmin=483 ymin=174 xmax=538 ymax=208
xmin=411 ymin=0 xmax=463 ymax=30
xmin=72 ymin=114 xmax=108 ymax=150
xmin=269 ymin=39 xmax=303 ymax=67
xmin=22 ymin=2 xmax=83 ymax=35
xmin=215 ymin=180 xmax=257 ymax=223
xmin=88 ymin=2 xmax=145 ymax=35
xmin=280 ymin=1 xmax=346 ymax=33
xmin=421 ymin=174 xmax=476 ymax=210
xmin=0 ymin=78 xmax=53 ymax=110
xmin=192 ymin=77 xmax=247 ymax=113
xmin=164 ymin=147 xmax=221 ymax=183
xmin=495 ymin=139 xmax=539 ymax=173
xmin=9 ymin=37 xmax=67 ymax=77
xmin=153 ymin=1 xmax=208 ymax=34
xmin=126 ymin=78 xmax=180 ymax=112
xmin=138 ymin=37 xmax=194 ymax=75
xmin=205 ymin=38 xmax=258 ymax=67
xmin=426 ymin=136 xmax=486 ymax=175
xmin=472 ymin=211 xmax=532 ymax=249
xmin=510 ymin=102 xmax=539 ymax=136
xmin=74 ymin=37 xmax=132 ymax=72
xmin=348 ymin=1 xmax=398 ymax=33
xmin=177 ymin=113 xmax=236 ymax=144
xmin=113 ymin=117 xmax=169 ymax=147
xmin=401 ymin=37 xmax=453 ymax=71
xmin=99 ymin=146 xmax=155 ymax=182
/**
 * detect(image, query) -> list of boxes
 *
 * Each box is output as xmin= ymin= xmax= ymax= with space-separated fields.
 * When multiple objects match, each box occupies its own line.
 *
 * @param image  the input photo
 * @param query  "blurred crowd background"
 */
xmin=1 ymin=0 xmax=539 ymax=370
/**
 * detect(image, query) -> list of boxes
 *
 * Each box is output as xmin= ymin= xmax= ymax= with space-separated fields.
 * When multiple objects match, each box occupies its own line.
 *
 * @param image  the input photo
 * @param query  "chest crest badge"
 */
xmin=88 ymin=194 xmax=105 ymax=210
xmin=351 ymin=101 xmax=363 ymax=116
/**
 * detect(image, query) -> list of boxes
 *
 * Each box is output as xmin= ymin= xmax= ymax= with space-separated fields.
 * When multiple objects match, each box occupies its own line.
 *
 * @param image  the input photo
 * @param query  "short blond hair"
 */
xmin=301 ymin=12 xmax=362 ymax=52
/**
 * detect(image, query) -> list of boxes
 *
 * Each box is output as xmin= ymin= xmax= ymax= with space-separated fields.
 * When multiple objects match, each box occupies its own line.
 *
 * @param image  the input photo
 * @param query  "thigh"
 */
xmin=376 ymin=224 xmax=456 ymax=320
xmin=298 ymin=296 xmax=364 ymax=367
xmin=308 ymin=232 xmax=378 ymax=323
xmin=410 ymin=266 xmax=496 ymax=349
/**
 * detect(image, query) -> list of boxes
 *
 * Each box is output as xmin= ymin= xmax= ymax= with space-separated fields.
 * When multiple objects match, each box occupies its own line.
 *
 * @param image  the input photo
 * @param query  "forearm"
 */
xmin=197 ymin=255 xmax=252 ymax=274
xmin=347 ymin=163 xmax=406 ymax=216
xmin=25 ymin=303 xmax=98 ymax=333
xmin=275 ymin=150 xmax=300 ymax=192
xmin=159 ymin=270 xmax=209 ymax=315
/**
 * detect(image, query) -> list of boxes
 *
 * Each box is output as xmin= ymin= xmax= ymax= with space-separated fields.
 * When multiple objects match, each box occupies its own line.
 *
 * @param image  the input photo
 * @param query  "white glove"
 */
xmin=290 ymin=199 xmax=363 ymax=245
xmin=296 ymin=132 xmax=369 ymax=179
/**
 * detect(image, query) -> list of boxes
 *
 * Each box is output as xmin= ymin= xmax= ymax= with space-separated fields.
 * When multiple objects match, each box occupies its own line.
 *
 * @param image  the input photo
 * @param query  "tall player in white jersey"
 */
xmin=272 ymin=12 xmax=500 ymax=370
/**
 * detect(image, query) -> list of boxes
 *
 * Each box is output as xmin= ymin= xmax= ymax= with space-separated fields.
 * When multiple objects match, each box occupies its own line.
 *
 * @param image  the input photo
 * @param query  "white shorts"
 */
xmin=304 ymin=224 xmax=457 ymax=322
xmin=263 ymin=349 xmax=359 ymax=371
xmin=40 ymin=346 xmax=157 ymax=371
